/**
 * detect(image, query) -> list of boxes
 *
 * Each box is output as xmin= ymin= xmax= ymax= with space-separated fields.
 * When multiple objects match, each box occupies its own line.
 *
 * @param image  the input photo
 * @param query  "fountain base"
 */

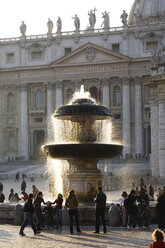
xmin=66 ymin=158 xmax=103 ymax=203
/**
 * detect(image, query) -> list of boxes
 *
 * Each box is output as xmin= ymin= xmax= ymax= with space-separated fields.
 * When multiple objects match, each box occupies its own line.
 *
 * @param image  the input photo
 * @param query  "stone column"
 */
xmin=122 ymin=77 xmax=131 ymax=156
xmin=134 ymin=77 xmax=143 ymax=155
xmin=74 ymin=80 xmax=81 ymax=93
xmin=101 ymin=78 xmax=110 ymax=108
xmin=150 ymin=100 xmax=159 ymax=176
xmin=55 ymin=81 xmax=63 ymax=109
xmin=144 ymin=125 xmax=149 ymax=155
xmin=47 ymin=82 xmax=54 ymax=142
xmin=20 ymin=84 xmax=29 ymax=160
xmin=0 ymin=85 xmax=3 ymax=161
xmin=159 ymin=100 xmax=165 ymax=177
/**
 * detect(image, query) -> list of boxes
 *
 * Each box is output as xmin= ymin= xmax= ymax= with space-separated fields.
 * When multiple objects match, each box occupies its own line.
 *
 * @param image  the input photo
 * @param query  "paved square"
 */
xmin=0 ymin=224 xmax=157 ymax=248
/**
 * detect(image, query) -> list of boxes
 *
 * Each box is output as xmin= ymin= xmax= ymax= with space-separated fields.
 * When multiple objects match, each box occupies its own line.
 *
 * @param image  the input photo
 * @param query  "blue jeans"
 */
xmin=19 ymin=213 xmax=37 ymax=234
xmin=56 ymin=209 xmax=62 ymax=227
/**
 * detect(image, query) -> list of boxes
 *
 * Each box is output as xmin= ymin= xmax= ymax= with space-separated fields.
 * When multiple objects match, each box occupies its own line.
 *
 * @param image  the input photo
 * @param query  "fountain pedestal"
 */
xmin=67 ymin=158 xmax=102 ymax=203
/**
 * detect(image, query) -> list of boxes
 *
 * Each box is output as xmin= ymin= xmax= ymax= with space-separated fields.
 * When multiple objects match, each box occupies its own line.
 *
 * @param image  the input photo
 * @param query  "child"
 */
xmin=42 ymin=201 xmax=54 ymax=229
xmin=149 ymin=229 xmax=165 ymax=248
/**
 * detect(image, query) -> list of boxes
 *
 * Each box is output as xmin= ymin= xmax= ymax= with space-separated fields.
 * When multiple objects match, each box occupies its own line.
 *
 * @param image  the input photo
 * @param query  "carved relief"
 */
xmin=86 ymin=46 xmax=96 ymax=61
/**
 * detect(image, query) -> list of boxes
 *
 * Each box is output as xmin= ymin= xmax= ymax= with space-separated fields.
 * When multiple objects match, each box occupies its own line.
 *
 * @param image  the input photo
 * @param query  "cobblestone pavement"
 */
xmin=0 ymin=224 xmax=158 ymax=248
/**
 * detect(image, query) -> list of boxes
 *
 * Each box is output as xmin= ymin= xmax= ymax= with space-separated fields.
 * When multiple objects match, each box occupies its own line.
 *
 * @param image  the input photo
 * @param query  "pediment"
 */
xmin=51 ymin=42 xmax=131 ymax=66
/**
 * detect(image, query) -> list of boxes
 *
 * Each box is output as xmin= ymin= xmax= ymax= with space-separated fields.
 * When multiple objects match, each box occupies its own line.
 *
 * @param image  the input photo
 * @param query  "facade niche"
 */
xmin=89 ymin=86 xmax=99 ymax=102
xmin=7 ymin=92 xmax=15 ymax=112
xmin=7 ymin=133 xmax=15 ymax=151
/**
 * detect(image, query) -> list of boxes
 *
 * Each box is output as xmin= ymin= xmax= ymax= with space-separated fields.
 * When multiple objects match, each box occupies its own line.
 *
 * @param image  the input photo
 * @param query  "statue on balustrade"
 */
xmin=47 ymin=18 xmax=53 ymax=34
xmin=88 ymin=8 xmax=97 ymax=29
xmin=133 ymin=9 xmax=142 ymax=25
xmin=56 ymin=17 xmax=62 ymax=33
xmin=101 ymin=11 xmax=110 ymax=30
xmin=20 ymin=21 xmax=26 ymax=37
xmin=73 ymin=14 xmax=80 ymax=31
xmin=120 ymin=10 xmax=128 ymax=26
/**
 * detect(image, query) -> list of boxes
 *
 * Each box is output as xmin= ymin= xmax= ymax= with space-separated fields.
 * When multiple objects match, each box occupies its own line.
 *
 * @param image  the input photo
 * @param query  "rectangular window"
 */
xmin=113 ymin=114 xmax=121 ymax=120
xmin=34 ymin=118 xmax=43 ymax=123
xmin=65 ymin=48 xmax=72 ymax=56
xmin=6 ymin=53 xmax=14 ymax=64
xmin=112 ymin=44 xmax=120 ymax=53
xmin=31 ymin=51 xmax=42 ymax=60
xmin=146 ymin=41 xmax=158 ymax=51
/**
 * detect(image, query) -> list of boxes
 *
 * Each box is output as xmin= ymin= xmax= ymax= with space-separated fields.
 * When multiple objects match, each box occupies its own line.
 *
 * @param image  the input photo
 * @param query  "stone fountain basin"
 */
xmin=41 ymin=143 xmax=123 ymax=159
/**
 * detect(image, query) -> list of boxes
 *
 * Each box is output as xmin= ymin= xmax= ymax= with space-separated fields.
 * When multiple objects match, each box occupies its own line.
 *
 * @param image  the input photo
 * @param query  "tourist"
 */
xmin=125 ymin=189 xmax=138 ymax=229
xmin=19 ymin=194 xmax=40 ymax=236
xmin=149 ymin=184 xmax=154 ymax=200
xmin=119 ymin=191 xmax=128 ymax=227
xmin=0 ymin=191 xmax=5 ymax=203
xmin=8 ymin=188 xmax=14 ymax=202
xmin=42 ymin=201 xmax=54 ymax=229
xmin=32 ymin=185 xmax=39 ymax=199
xmin=156 ymin=188 xmax=165 ymax=228
xmin=10 ymin=193 xmax=21 ymax=203
xmin=94 ymin=186 xmax=107 ymax=234
xmin=34 ymin=191 xmax=46 ymax=231
xmin=21 ymin=179 xmax=26 ymax=191
xmin=149 ymin=229 xmax=165 ymax=248
xmin=138 ymin=186 xmax=150 ymax=227
xmin=52 ymin=193 xmax=63 ymax=229
xmin=65 ymin=189 xmax=81 ymax=234
xmin=15 ymin=171 xmax=20 ymax=182
xmin=0 ymin=182 xmax=3 ymax=192
xmin=21 ymin=191 xmax=28 ymax=201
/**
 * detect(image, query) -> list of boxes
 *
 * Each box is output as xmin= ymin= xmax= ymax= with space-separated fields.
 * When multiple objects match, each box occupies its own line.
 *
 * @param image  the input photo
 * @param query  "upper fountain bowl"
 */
xmin=54 ymin=98 xmax=112 ymax=119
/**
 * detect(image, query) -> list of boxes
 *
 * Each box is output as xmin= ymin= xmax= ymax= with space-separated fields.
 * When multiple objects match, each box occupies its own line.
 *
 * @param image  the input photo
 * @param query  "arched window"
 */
xmin=7 ymin=92 xmax=15 ymax=112
xmin=89 ymin=86 xmax=98 ymax=101
xmin=8 ymin=133 xmax=15 ymax=151
xmin=35 ymin=90 xmax=44 ymax=109
xmin=113 ymin=86 xmax=121 ymax=106
xmin=66 ymin=89 xmax=73 ymax=102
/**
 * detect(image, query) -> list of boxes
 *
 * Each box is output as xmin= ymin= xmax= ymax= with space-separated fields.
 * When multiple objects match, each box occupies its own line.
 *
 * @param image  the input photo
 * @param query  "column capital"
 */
xmin=133 ymin=76 xmax=142 ymax=84
xmin=19 ymin=83 xmax=28 ymax=92
xmin=55 ymin=81 xmax=63 ymax=88
xmin=101 ymin=78 xmax=109 ymax=86
xmin=46 ymin=81 xmax=55 ymax=90
xmin=120 ymin=76 xmax=130 ymax=84
xmin=73 ymin=79 xmax=82 ymax=88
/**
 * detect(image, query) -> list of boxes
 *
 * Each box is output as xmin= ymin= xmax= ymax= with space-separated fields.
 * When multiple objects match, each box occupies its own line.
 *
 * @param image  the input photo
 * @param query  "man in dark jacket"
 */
xmin=125 ymin=189 xmax=138 ymax=229
xmin=19 ymin=194 xmax=40 ymax=236
xmin=34 ymin=191 xmax=46 ymax=230
xmin=94 ymin=186 xmax=107 ymax=234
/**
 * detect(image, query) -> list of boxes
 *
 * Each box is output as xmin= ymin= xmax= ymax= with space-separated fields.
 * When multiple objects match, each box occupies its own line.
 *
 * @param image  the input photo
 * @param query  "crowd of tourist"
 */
xmin=1 ymin=174 xmax=165 ymax=247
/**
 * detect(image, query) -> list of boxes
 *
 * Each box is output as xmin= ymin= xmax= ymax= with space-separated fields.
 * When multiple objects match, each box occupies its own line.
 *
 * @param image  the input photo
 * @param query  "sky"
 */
xmin=0 ymin=0 xmax=133 ymax=38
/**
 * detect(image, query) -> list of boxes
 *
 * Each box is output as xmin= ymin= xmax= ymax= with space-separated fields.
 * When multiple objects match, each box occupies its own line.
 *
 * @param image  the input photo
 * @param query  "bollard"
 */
xmin=14 ymin=204 xmax=24 ymax=225
xmin=109 ymin=204 xmax=121 ymax=226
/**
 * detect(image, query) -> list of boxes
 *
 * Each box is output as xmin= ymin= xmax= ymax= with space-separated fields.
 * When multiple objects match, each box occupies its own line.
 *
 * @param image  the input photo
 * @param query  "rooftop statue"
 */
xmin=72 ymin=14 xmax=80 ymax=31
xmin=120 ymin=10 xmax=128 ymax=26
xmin=88 ymin=8 xmax=97 ymax=29
xmin=47 ymin=18 xmax=53 ymax=34
xmin=20 ymin=21 xmax=26 ymax=37
xmin=101 ymin=11 xmax=110 ymax=30
xmin=56 ymin=17 xmax=62 ymax=33
xmin=133 ymin=9 xmax=142 ymax=25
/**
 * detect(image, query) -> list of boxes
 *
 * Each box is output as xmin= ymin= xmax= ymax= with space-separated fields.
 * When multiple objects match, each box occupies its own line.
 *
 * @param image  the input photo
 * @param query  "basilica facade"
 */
xmin=0 ymin=0 xmax=165 ymax=177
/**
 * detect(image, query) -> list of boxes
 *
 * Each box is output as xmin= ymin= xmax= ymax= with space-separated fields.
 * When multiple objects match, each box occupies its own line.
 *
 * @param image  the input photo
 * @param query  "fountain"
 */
xmin=42 ymin=86 xmax=123 ymax=203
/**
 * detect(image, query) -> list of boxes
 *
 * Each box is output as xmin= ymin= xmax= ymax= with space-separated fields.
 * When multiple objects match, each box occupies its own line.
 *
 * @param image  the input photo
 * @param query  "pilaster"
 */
xmin=122 ymin=77 xmax=131 ymax=156
xmin=134 ymin=76 xmax=143 ymax=155
xmin=101 ymin=78 xmax=110 ymax=108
